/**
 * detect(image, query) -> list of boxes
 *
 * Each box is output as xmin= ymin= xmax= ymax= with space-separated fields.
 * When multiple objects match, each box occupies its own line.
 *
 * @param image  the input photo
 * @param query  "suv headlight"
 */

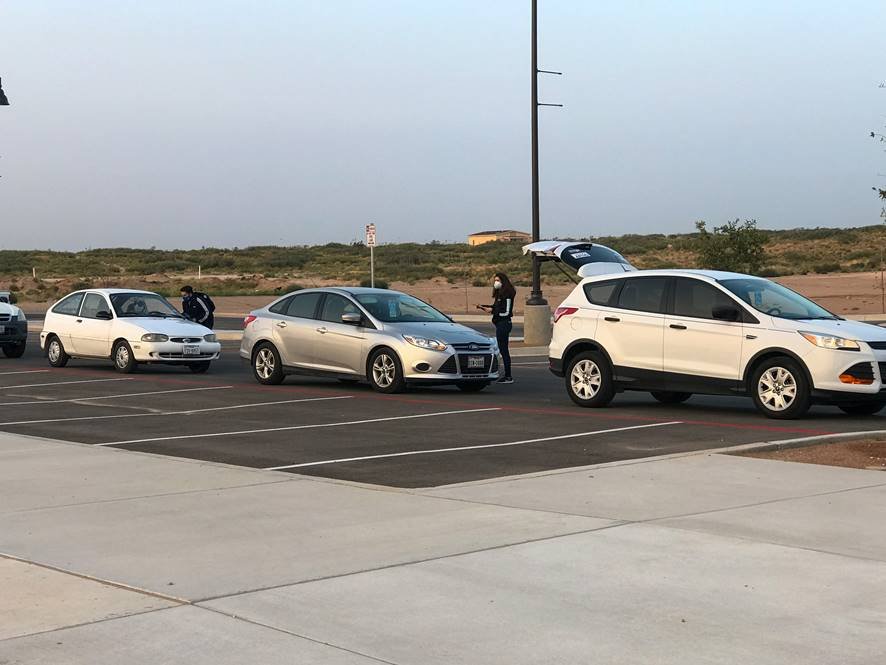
xmin=203 ymin=334 xmax=217 ymax=343
xmin=141 ymin=333 xmax=169 ymax=342
xmin=799 ymin=331 xmax=860 ymax=351
xmin=403 ymin=334 xmax=448 ymax=352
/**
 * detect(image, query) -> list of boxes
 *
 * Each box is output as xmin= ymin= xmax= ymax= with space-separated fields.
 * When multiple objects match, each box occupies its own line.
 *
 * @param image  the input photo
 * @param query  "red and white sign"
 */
xmin=365 ymin=223 xmax=377 ymax=247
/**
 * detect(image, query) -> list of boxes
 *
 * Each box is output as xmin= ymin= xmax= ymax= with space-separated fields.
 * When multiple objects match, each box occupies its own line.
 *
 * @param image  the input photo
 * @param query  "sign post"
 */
xmin=365 ymin=223 xmax=377 ymax=288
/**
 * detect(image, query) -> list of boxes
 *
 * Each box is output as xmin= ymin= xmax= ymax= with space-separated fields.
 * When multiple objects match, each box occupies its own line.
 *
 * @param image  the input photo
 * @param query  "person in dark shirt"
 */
xmin=180 ymin=285 xmax=215 ymax=329
xmin=477 ymin=272 xmax=516 ymax=384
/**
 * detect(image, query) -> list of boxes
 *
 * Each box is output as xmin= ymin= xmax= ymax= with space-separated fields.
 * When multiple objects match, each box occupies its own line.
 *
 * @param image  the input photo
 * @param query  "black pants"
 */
xmin=495 ymin=319 xmax=512 ymax=378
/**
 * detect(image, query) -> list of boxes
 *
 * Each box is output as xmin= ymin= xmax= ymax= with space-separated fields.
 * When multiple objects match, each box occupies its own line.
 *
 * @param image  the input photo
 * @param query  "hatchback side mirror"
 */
xmin=341 ymin=312 xmax=362 ymax=325
xmin=712 ymin=305 xmax=740 ymax=322
xmin=96 ymin=311 xmax=113 ymax=320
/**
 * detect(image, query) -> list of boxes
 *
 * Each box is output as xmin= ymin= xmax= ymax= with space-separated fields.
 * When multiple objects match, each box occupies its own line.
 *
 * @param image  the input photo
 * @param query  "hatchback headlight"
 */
xmin=203 ymin=334 xmax=217 ymax=343
xmin=141 ymin=333 xmax=169 ymax=342
xmin=799 ymin=331 xmax=860 ymax=351
xmin=402 ymin=334 xmax=448 ymax=352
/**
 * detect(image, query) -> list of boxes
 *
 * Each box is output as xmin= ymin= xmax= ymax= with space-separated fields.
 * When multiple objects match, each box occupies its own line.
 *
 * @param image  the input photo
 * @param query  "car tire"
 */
xmin=565 ymin=350 xmax=615 ymax=408
xmin=650 ymin=391 xmax=691 ymax=404
xmin=456 ymin=381 xmax=489 ymax=393
xmin=750 ymin=356 xmax=811 ymax=419
xmin=188 ymin=361 xmax=211 ymax=374
xmin=838 ymin=403 xmax=885 ymax=416
xmin=367 ymin=347 xmax=406 ymax=394
xmin=252 ymin=342 xmax=285 ymax=385
xmin=112 ymin=341 xmax=137 ymax=373
xmin=2 ymin=342 xmax=26 ymax=358
xmin=46 ymin=336 xmax=69 ymax=368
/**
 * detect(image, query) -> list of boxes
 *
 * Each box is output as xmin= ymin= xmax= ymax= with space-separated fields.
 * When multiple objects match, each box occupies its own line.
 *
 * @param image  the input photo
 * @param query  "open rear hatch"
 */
xmin=522 ymin=241 xmax=635 ymax=279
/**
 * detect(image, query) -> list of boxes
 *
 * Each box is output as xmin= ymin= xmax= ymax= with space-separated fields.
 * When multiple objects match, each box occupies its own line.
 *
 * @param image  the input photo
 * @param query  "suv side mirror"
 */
xmin=96 ymin=310 xmax=113 ymax=320
xmin=712 ymin=305 xmax=740 ymax=322
xmin=341 ymin=312 xmax=362 ymax=325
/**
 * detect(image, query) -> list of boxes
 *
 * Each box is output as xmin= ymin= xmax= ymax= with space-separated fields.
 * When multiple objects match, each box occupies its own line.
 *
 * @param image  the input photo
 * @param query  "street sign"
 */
xmin=365 ymin=223 xmax=377 ymax=247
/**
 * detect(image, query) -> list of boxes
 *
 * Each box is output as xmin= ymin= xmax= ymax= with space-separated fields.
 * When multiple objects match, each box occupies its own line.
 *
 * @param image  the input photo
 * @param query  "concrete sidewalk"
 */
xmin=2 ymin=432 xmax=885 ymax=664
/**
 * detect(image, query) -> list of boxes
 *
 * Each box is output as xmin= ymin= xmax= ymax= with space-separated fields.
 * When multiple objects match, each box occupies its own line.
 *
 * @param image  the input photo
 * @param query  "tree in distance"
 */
xmin=694 ymin=219 xmax=767 ymax=274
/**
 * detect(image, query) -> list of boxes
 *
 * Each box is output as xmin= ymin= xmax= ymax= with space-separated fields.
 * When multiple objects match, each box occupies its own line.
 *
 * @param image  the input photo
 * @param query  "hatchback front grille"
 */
xmin=170 ymin=337 xmax=203 ymax=343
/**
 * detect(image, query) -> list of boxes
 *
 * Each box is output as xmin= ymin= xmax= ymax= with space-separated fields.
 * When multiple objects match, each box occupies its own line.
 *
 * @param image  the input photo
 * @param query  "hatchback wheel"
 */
xmin=46 ymin=336 xmax=69 ymax=367
xmin=566 ymin=351 xmax=614 ymax=407
xmin=368 ymin=348 xmax=405 ymax=393
xmin=113 ymin=341 xmax=137 ymax=373
xmin=751 ymin=357 xmax=810 ymax=419
xmin=253 ymin=343 xmax=284 ymax=385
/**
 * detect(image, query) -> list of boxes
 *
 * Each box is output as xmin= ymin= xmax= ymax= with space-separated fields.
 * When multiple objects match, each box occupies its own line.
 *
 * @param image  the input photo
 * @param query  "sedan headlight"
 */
xmin=402 ymin=334 xmax=448 ymax=352
xmin=799 ymin=331 xmax=860 ymax=351
xmin=203 ymin=334 xmax=217 ymax=343
xmin=141 ymin=333 xmax=169 ymax=342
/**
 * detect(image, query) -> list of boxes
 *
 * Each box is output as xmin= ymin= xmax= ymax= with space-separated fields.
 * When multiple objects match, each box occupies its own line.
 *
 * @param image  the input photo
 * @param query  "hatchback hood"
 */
xmin=118 ymin=317 xmax=212 ymax=336
xmin=522 ymin=241 xmax=636 ymax=278
xmin=384 ymin=321 xmax=493 ymax=345
xmin=772 ymin=317 xmax=886 ymax=342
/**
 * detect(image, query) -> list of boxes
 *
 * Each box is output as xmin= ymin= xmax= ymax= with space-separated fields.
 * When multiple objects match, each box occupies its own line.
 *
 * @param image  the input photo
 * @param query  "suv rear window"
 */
xmin=615 ymin=277 xmax=668 ymax=314
xmin=583 ymin=280 xmax=620 ymax=306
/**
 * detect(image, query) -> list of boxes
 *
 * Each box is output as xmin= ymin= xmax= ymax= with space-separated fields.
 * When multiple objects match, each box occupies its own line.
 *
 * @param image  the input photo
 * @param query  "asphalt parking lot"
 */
xmin=2 ymin=328 xmax=884 ymax=488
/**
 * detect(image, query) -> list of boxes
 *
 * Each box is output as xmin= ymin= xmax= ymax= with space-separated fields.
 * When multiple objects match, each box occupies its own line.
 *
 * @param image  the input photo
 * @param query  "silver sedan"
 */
xmin=240 ymin=287 xmax=500 ymax=393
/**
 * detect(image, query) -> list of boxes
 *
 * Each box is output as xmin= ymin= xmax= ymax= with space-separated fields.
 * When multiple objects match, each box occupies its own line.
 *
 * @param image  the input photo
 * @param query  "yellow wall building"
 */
xmin=468 ymin=229 xmax=531 ymax=246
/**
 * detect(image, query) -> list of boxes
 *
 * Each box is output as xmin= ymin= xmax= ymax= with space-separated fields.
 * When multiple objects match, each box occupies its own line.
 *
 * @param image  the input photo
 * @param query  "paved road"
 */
xmin=1 ymin=332 xmax=883 ymax=487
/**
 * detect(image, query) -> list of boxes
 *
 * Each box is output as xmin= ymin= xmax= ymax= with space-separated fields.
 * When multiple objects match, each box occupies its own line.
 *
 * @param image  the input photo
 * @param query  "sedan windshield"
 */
xmin=355 ymin=293 xmax=450 ymax=323
xmin=718 ymin=278 xmax=839 ymax=320
xmin=110 ymin=293 xmax=182 ymax=318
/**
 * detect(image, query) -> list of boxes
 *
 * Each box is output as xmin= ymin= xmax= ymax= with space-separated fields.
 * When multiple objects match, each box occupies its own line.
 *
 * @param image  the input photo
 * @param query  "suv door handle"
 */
xmin=669 ymin=324 xmax=687 ymax=330
xmin=604 ymin=316 xmax=620 ymax=322
xmin=316 ymin=326 xmax=328 ymax=334
xmin=276 ymin=321 xmax=287 ymax=328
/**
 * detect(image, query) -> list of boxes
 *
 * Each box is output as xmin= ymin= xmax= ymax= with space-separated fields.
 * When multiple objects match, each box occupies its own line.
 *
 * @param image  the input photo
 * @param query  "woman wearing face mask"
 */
xmin=477 ymin=272 xmax=516 ymax=384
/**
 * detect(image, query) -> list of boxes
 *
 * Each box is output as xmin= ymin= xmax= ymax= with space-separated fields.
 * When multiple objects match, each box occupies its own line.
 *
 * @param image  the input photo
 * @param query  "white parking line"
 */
xmin=97 ymin=408 xmax=500 ymax=447
xmin=0 ymin=369 xmax=50 ymax=376
xmin=0 ymin=395 xmax=354 ymax=427
xmin=0 ymin=378 xmax=134 ymax=389
xmin=0 ymin=385 xmax=232 ymax=407
xmin=264 ymin=421 xmax=684 ymax=470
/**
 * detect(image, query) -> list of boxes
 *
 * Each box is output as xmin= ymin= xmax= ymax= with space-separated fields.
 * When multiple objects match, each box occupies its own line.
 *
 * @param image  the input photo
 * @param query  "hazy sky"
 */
xmin=2 ymin=1 xmax=885 ymax=250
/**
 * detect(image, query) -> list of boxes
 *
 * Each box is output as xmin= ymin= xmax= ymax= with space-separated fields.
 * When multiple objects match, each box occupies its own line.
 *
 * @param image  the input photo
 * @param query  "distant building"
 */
xmin=468 ymin=229 xmax=531 ymax=246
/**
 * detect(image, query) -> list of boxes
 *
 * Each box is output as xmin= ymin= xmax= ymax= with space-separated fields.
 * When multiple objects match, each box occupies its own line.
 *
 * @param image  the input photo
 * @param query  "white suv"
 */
xmin=549 ymin=270 xmax=886 ymax=419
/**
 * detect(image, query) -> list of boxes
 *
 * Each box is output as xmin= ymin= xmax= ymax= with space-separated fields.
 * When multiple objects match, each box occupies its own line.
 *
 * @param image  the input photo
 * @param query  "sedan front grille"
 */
xmin=452 ymin=342 xmax=492 ymax=352
xmin=457 ymin=353 xmax=493 ymax=375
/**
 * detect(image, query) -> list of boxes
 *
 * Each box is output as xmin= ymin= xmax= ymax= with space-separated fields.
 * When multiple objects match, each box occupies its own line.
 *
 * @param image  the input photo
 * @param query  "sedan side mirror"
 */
xmin=711 ymin=305 xmax=740 ymax=322
xmin=95 ymin=311 xmax=113 ymax=320
xmin=341 ymin=312 xmax=363 ymax=325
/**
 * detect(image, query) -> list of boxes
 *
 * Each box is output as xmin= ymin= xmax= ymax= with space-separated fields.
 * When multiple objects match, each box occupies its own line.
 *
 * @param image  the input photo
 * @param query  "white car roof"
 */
xmin=67 ymin=288 xmax=159 ymax=295
xmin=581 ymin=268 xmax=753 ymax=283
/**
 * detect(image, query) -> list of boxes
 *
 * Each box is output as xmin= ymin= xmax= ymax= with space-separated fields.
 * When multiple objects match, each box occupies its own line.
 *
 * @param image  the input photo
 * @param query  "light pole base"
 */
xmin=523 ymin=303 xmax=552 ymax=347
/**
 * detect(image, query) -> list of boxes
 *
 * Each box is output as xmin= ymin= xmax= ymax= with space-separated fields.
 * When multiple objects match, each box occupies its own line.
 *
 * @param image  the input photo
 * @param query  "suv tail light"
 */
xmin=553 ymin=306 xmax=578 ymax=323
xmin=243 ymin=314 xmax=257 ymax=328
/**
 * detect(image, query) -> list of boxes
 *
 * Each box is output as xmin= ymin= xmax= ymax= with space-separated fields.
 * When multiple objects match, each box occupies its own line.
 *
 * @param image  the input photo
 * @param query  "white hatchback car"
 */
xmin=549 ymin=270 xmax=886 ymax=419
xmin=41 ymin=289 xmax=221 ymax=373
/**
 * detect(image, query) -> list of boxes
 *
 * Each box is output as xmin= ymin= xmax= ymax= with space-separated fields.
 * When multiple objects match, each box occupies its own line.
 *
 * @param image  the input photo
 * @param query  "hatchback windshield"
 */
xmin=718 ymin=278 xmax=839 ymax=320
xmin=110 ymin=293 xmax=182 ymax=318
xmin=355 ymin=293 xmax=450 ymax=323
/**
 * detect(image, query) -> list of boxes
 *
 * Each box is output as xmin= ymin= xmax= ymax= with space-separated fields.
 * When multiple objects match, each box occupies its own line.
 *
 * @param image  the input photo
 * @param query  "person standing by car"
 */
xmin=180 ymin=285 xmax=215 ymax=330
xmin=477 ymin=272 xmax=516 ymax=384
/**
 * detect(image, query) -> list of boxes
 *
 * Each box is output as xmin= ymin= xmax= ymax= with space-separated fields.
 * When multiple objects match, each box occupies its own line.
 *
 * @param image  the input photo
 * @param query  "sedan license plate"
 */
xmin=467 ymin=355 xmax=485 ymax=369
xmin=183 ymin=344 xmax=200 ymax=356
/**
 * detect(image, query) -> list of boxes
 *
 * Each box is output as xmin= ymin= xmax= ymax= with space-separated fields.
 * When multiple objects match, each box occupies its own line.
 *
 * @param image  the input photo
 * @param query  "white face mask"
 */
xmin=493 ymin=281 xmax=502 ymax=290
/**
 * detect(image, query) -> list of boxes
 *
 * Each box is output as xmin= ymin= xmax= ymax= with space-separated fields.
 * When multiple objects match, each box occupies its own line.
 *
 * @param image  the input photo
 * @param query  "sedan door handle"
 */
xmin=276 ymin=321 xmax=287 ymax=328
xmin=604 ymin=316 xmax=620 ymax=322
xmin=669 ymin=324 xmax=687 ymax=330
xmin=316 ymin=327 xmax=328 ymax=334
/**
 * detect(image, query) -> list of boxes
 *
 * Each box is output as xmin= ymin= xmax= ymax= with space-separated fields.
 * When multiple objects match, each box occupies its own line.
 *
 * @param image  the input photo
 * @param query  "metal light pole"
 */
xmin=523 ymin=0 xmax=562 ymax=345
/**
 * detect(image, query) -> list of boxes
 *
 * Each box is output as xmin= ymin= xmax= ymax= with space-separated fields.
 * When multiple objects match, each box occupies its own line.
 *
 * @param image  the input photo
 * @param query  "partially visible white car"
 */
xmin=40 ymin=289 xmax=221 ymax=373
xmin=0 ymin=291 xmax=28 ymax=358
